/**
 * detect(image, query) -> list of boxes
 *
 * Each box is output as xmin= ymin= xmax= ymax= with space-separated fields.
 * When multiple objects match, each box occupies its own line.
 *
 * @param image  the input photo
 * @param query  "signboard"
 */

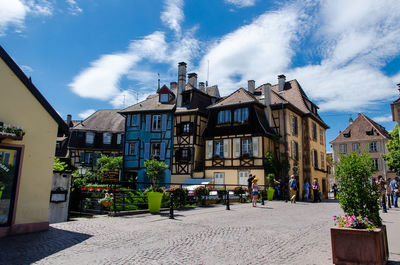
xmin=103 ymin=170 xmax=120 ymax=183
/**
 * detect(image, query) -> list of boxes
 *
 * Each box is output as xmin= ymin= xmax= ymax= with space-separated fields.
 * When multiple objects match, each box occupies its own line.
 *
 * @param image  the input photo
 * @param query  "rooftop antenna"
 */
xmin=206 ymin=60 xmax=209 ymax=87
xmin=158 ymin=73 xmax=160 ymax=90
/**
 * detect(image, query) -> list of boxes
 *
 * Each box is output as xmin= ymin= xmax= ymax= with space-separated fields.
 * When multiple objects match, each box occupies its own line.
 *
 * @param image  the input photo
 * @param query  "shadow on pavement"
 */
xmin=0 ymin=227 xmax=92 ymax=265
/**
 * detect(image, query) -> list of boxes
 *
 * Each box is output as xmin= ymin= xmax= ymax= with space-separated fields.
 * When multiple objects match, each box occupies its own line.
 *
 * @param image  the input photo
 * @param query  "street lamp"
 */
xmin=78 ymin=165 xmax=87 ymax=177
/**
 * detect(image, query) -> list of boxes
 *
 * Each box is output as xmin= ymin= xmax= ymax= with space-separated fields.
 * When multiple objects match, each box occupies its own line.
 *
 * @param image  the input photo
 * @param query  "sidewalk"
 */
xmin=382 ymin=206 xmax=400 ymax=263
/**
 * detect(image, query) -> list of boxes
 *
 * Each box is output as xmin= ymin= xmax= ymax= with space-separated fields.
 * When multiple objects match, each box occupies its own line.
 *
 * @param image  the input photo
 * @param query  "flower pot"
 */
xmin=101 ymin=201 xmax=112 ymax=207
xmin=331 ymin=225 xmax=389 ymax=265
xmin=147 ymin=191 xmax=163 ymax=213
xmin=267 ymin=187 xmax=275 ymax=201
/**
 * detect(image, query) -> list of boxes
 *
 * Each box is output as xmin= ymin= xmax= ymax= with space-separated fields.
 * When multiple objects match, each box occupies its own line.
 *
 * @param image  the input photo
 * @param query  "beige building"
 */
xmin=330 ymin=113 xmax=396 ymax=181
xmin=0 ymin=46 xmax=68 ymax=237
xmin=391 ymin=84 xmax=400 ymax=133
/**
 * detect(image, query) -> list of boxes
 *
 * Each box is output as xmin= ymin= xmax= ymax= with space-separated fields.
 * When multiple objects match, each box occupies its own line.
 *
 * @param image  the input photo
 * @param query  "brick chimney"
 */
xmin=248 ymin=80 xmax=255 ymax=94
xmin=177 ymin=62 xmax=187 ymax=107
xmin=188 ymin=73 xmax=197 ymax=88
xmin=67 ymin=114 xmax=72 ymax=127
xmin=278 ymin=74 xmax=286 ymax=92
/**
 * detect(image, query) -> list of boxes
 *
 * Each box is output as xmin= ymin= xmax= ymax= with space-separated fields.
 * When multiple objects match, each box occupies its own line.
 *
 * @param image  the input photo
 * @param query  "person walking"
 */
xmin=312 ymin=178 xmax=321 ymax=203
xmin=289 ymin=175 xmax=297 ymax=203
xmin=252 ymin=178 xmax=260 ymax=207
xmin=387 ymin=177 xmax=392 ymax=209
xmin=376 ymin=176 xmax=387 ymax=213
xmin=247 ymin=174 xmax=255 ymax=200
xmin=303 ymin=180 xmax=310 ymax=201
xmin=391 ymin=177 xmax=399 ymax=208
xmin=332 ymin=183 xmax=338 ymax=199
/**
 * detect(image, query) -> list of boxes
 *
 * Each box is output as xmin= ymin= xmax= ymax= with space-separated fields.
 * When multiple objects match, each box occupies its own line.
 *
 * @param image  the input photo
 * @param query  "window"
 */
xmin=312 ymin=149 xmax=318 ymax=168
xmin=129 ymin=142 xmax=137 ymax=156
xmin=217 ymin=110 xmax=231 ymax=124
xmin=160 ymin=93 xmax=169 ymax=103
xmin=117 ymin=134 xmax=122 ymax=145
xmin=80 ymin=152 xmax=93 ymax=165
xmin=214 ymin=172 xmax=225 ymax=189
xmin=181 ymin=149 xmax=190 ymax=160
xmin=131 ymin=114 xmax=139 ymax=127
xmin=242 ymin=138 xmax=252 ymax=156
xmin=369 ymin=142 xmax=379 ymax=152
xmin=320 ymin=128 xmax=324 ymax=145
xmin=214 ymin=140 xmax=224 ymax=158
xmin=0 ymin=152 xmax=11 ymax=164
xmin=290 ymin=114 xmax=298 ymax=135
xmin=151 ymin=143 xmax=161 ymax=158
xmin=103 ymin=133 xmax=112 ymax=145
xmin=291 ymin=141 xmax=299 ymax=161
xmin=372 ymin=158 xmax=380 ymax=171
xmin=234 ymin=108 xmax=249 ymax=123
xmin=238 ymin=171 xmax=249 ymax=186
xmin=182 ymin=123 xmax=191 ymax=134
xmin=321 ymin=152 xmax=325 ymax=169
xmin=152 ymin=115 xmax=161 ymax=131
xmin=339 ymin=144 xmax=347 ymax=154
xmin=86 ymin=132 xmax=94 ymax=144
xmin=352 ymin=143 xmax=360 ymax=152
xmin=312 ymin=123 xmax=317 ymax=140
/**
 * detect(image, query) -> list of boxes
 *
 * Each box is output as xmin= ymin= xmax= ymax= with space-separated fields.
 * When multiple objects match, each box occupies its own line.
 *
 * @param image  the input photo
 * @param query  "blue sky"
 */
xmin=1 ymin=0 xmax=400 ymax=151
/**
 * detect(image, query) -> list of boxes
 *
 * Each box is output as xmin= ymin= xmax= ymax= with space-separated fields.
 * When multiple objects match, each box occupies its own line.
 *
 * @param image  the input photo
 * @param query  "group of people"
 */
xmin=293 ymin=177 xmax=322 ymax=203
xmin=376 ymin=176 xmax=399 ymax=213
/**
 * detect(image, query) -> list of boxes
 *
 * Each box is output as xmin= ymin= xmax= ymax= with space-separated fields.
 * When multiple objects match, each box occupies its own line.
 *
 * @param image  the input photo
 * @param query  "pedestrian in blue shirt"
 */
xmin=391 ymin=177 xmax=399 ymax=208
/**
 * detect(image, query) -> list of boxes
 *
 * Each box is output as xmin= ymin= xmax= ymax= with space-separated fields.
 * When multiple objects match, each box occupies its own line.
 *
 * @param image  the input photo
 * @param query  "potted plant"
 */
xmin=99 ymin=192 xmax=113 ymax=208
xmin=144 ymin=159 xmax=168 ymax=213
xmin=331 ymin=152 xmax=389 ymax=265
xmin=266 ymin=173 xmax=275 ymax=201
xmin=233 ymin=186 xmax=246 ymax=202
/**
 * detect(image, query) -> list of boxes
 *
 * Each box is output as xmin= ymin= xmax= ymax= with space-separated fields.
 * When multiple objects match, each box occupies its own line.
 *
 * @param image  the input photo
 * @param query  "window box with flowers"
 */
xmin=331 ymin=152 xmax=389 ymax=265
xmin=0 ymin=122 xmax=25 ymax=141
xmin=98 ymin=192 xmax=113 ymax=208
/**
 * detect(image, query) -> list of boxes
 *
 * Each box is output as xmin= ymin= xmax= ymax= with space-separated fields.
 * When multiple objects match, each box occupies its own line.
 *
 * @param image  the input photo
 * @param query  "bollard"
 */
xmin=226 ymin=190 xmax=230 ymax=210
xmin=169 ymin=192 xmax=174 ymax=219
xmin=261 ymin=190 xmax=265 ymax=205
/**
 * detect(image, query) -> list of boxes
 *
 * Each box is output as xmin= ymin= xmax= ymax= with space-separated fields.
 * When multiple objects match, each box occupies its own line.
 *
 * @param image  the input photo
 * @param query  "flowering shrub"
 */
xmin=0 ymin=123 xmax=25 ymax=137
xmin=165 ymin=186 xmax=188 ymax=207
xmin=233 ymin=186 xmax=247 ymax=195
xmin=194 ymin=186 xmax=209 ymax=199
xmin=333 ymin=215 xmax=376 ymax=230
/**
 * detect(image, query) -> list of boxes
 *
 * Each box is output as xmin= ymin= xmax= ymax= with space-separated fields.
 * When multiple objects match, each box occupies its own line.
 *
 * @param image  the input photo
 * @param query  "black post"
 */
xmin=122 ymin=191 xmax=125 ymax=211
xmin=261 ymin=189 xmax=265 ymax=205
xmin=113 ymin=189 xmax=117 ymax=215
xmin=226 ymin=187 xmax=230 ymax=210
xmin=169 ymin=192 xmax=175 ymax=219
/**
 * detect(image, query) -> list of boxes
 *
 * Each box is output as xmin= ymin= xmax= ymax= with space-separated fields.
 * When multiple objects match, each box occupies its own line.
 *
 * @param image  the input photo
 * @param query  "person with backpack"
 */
xmin=288 ymin=175 xmax=297 ymax=203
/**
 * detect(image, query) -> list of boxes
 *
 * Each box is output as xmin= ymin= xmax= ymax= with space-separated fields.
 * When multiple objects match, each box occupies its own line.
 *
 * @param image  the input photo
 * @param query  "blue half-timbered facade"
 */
xmin=119 ymin=85 xmax=176 ymax=186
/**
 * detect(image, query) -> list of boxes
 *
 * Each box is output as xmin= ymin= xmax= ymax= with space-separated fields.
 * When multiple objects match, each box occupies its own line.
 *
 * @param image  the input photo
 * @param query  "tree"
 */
xmin=382 ymin=125 xmax=400 ymax=175
xmin=53 ymin=158 xmax=68 ymax=172
xmin=144 ymin=159 xmax=168 ymax=189
xmin=335 ymin=151 xmax=381 ymax=226
xmin=96 ymin=155 xmax=122 ymax=175
xmin=264 ymin=151 xmax=290 ymax=180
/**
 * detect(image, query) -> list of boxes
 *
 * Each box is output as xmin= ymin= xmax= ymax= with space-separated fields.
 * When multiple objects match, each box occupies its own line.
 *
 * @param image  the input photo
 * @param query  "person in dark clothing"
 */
xmin=312 ymin=178 xmax=321 ymax=202
xmin=377 ymin=176 xmax=387 ymax=213
xmin=247 ymin=174 xmax=255 ymax=200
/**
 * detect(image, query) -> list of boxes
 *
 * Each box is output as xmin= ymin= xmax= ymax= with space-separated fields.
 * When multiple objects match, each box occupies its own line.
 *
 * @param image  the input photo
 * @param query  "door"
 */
xmin=0 ymin=145 xmax=21 ymax=227
xmin=238 ymin=171 xmax=249 ymax=187
xmin=214 ymin=172 xmax=225 ymax=189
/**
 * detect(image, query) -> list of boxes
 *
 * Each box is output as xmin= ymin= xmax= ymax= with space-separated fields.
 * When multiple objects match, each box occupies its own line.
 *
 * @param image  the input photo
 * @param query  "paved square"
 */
xmin=1 ymin=201 xmax=399 ymax=265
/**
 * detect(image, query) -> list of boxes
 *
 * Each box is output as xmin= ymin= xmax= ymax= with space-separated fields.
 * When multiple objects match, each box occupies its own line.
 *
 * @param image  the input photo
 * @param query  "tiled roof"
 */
xmin=208 ymin=88 xmax=259 ymax=108
xmin=73 ymin=109 xmax=125 ymax=132
xmin=120 ymin=88 xmax=177 ymax=113
xmin=329 ymin=113 xmax=391 ymax=144
xmin=206 ymin=85 xmax=220 ymax=98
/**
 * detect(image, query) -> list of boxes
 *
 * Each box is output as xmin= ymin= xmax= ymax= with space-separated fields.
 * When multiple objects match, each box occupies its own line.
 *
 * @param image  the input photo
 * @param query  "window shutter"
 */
xmin=93 ymin=153 xmax=98 ymax=166
xmin=225 ymin=111 xmax=230 ymax=122
xmin=235 ymin=138 xmax=240 ymax=158
xmin=80 ymin=152 xmax=85 ymax=163
xmin=223 ymin=139 xmax=229 ymax=158
xmin=160 ymin=142 xmax=166 ymax=160
xmin=161 ymin=114 xmax=167 ymax=131
xmin=376 ymin=142 xmax=380 ymax=152
xmin=134 ymin=142 xmax=139 ymax=156
xmin=252 ymin=137 xmax=259 ymax=157
xmin=127 ymin=115 xmax=131 ymax=127
xmin=290 ymin=141 xmax=294 ymax=158
xmin=125 ymin=143 xmax=129 ymax=155
xmin=207 ymin=140 xmax=213 ymax=159
xmin=144 ymin=143 xmax=150 ymax=160
xmin=145 ymin=115 xmax=151 ymax=132
xmin=311 ymin=150 xmax=314 ymax=167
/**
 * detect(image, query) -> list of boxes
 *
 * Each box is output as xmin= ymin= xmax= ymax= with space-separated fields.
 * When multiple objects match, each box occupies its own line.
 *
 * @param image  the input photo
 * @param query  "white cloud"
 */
xmin=66 ymin=0 xmax=82 ymax=15
xmin=20 ymin=65 xmax=33 ymax=73
xmin=161 ymin=0 xmax=184 ymax=35
xmin=372 ymin=115 xmax=394 ymax=123
xmin=78 ymin=109 xmax=96 ymax=119
xmin=225 ymin=0 xmax=256 ymax=8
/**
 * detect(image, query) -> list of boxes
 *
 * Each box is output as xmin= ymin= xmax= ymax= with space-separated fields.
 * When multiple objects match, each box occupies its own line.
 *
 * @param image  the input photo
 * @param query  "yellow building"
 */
xmin=0 ymin=46 xmax=68 ymax=237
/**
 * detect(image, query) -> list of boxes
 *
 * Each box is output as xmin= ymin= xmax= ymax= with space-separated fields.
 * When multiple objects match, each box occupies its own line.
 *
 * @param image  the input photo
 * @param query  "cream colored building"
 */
xmin=330 ymin=113 xmax=396 ymax=181
xmin=0 ymin=46 xmax=68 ymax=237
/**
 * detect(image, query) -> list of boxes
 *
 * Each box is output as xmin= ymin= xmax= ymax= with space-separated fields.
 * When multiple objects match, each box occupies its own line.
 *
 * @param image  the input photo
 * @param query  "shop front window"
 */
xmin=0 ymin=145 xmax=21 ymax=226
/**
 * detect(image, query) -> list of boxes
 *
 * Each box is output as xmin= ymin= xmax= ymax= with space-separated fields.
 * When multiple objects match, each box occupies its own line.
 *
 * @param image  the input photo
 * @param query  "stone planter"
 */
xmin=101 ymin=201 xmax=113 ymax=208
xmin=147 ymin=192 xmax=163 ymax=213
xmin=331 ymin=225 xmax=389 ymax=265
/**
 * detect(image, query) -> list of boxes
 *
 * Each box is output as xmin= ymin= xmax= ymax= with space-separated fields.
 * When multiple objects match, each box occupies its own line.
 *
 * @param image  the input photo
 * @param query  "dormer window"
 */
xmin=160 ymin=93 xmax=169 ymax=103
xmin=233 ymin=107 xmax=249 ymax=123
xmin=217 ymin=110 xmax=231 ymax=124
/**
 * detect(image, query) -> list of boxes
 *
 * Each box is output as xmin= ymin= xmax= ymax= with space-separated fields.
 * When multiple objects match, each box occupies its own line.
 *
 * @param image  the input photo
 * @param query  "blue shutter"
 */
xmin=144 ymin=143 xmax=150 ymax=160
xmin=125 ymin=143 xmax=129 ymax=155
xmin=80 ymin=152 xmax=85 ymax=163
xmin=136 ymin=114 xmax=141 ymax=127
xmin=146 ymin=115 xmax=151 ymax=132
xmin=160 ymin=142 xmax=166 ymax=160
xmin=134 ymin=142 xmax=139 ymax=156
xmin=161 ymin=114 xmax=167 ymax=131
xmin=93 ymin=153 xmax=98 ymax=166
xmin=126 ymin=115 xmax=131 ymax=127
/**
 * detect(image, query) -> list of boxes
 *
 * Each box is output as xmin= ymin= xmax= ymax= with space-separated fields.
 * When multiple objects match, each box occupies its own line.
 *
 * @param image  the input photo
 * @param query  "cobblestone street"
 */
xmin=1 ymin=201 xmax=399 ymax=265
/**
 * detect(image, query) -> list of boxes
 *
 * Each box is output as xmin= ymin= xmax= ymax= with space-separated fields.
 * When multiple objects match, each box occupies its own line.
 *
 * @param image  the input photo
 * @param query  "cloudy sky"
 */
xmin=1 ymin=0 xmax=400 ymax=150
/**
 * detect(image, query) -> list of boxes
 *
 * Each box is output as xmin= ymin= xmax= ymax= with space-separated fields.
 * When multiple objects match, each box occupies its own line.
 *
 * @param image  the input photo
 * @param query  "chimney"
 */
xmin=188 ymin=73 xmax=197 ymax=88
xmin=349 ymin=117 xmax=353 ymax=125
xmin=170 ymin=82 xmax=177 ymax=90
xmin=199 ymin=82 xmax=205 ymax=92
xmin=248 ymin=80 xmax=255 ymax=94
xmin=177 ymin=62 xmax=187 ymax=107
xmin=263 ymin=83 xmax=272 ymax=123
xmin=278 ymin=74 xmax=286 ymax=92
xmin=67 ymin=114 xmax=72 ymax=127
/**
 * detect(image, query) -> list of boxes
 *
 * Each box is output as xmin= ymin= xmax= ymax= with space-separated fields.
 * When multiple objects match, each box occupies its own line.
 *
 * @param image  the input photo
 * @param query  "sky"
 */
xmin=1 ymin=0 xmax=400 ymax=151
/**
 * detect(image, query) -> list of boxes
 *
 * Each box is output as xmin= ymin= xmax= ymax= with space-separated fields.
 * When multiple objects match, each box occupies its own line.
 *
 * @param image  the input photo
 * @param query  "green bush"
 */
xmin=335 ymin=152 xmax=381 ymax=227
